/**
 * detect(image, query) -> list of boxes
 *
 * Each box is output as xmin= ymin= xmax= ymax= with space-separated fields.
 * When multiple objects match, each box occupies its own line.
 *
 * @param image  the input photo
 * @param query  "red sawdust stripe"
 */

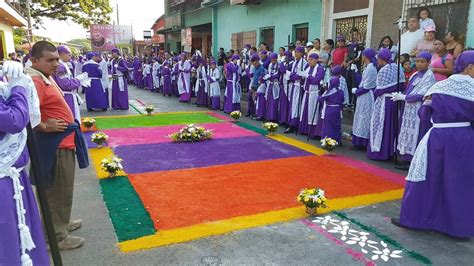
xmin=129 ymin=155 xmax=403 ymax=230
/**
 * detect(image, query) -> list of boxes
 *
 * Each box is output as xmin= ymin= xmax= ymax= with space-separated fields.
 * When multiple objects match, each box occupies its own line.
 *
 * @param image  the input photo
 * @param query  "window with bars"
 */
xmin=335 ymin=16 xmax=368 ymax=43
xmin=293 ymin=23 xmax=309 ymax=44
xmin=260 ymin=27 xmax=275 ymax=52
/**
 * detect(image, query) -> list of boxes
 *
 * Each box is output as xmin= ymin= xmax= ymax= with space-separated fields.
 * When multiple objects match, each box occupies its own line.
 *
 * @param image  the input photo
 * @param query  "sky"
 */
xmin=33 ymin=0 xmax=165 ymax=43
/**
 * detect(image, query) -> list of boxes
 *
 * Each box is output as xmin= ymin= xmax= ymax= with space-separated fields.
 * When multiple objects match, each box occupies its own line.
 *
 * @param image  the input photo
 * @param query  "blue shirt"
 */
xmin=252 ymin=64 xmax=266 ymax=88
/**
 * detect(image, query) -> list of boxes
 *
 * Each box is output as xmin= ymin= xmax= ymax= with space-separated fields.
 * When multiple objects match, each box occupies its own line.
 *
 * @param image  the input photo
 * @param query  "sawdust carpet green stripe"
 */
xmin=100 ymin=176 xmax=156 ymax=242
xmin=234 ymin=121 xmax=268 ymax=135
xmin=95 ymin=113 xmax=222 ymax=129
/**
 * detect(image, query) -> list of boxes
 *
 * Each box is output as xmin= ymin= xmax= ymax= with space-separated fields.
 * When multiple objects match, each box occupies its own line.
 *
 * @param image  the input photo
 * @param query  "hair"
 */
xmin=325 ymin=39 xmax=334 ymax=49
xmin=279 ymin=46 xmax=285 ymax=51
xmin=417 ymin=7 xmax=431 ymax=19
xmin=31 ymin=41 xmax=57 ymax=58
xmin=350 ymin=27 xmax=359 ymax=33
xmin=400 ymin=53 xmax=410 ymax=64
xmin=219 ymin=47 xmax=224 ymax=51
xmin=448 ymin=30 xmax=460 ymax=42
xmin=250 ymin=46 xmax=257 ymax=52
xmin=378 ymin=36 xmax=394 ymax=49
xmin=229 ymin=49 xmax=235 ymax=55
xmin=313 ymin=38 xmax=321 ymax=44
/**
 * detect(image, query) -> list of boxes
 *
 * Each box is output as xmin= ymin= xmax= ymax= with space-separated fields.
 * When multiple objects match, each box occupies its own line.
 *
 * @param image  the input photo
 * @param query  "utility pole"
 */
xmin=116 ymin=3 xmax=120 ymax=25
xmin=25 ymin=0 xmax=33 ymax=44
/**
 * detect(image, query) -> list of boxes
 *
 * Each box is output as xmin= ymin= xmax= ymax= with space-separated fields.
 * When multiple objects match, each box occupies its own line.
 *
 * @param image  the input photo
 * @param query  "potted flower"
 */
xmin=82 ymin=118 xmax=96 ymax=131
xmin=297 ymin=188 xmax=327 ymax=216
xmin=169 ymin=124 xmax=213 ymax=142
xmin=263 ymin=122 xmax=278 ymax=135
xmin=100 ymin=156 xmax=124 ymax=178
xmin=144 ymin=105 xmax=154 ymax=116
xmin=91 ymin=132 xmax=109 ymax=148
xmin=230 ymin=110 xmax=241 ymax=121
xmin=320 ymin=137 xmax=338 ymax=154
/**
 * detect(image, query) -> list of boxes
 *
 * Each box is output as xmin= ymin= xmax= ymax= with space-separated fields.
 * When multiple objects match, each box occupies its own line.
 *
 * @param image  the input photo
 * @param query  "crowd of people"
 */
xmin=0 ymin=6 xmax=472 ymax=265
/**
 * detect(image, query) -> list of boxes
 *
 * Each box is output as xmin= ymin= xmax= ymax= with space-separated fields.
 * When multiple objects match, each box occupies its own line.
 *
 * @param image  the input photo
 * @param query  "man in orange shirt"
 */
xmin=27 ymin=41 xmax=84 ymax=250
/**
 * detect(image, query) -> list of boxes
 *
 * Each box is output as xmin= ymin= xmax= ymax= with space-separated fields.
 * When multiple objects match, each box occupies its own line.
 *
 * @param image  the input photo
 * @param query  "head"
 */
xmin=415 ymin=51 xmax=431 ymax=72
xmin=407 ymin=17 xmax=420 ymax=32
xmin=219 ymin=47 xmax=224 ymax=52
xmin=259 ymin=50 xmax=268 ymax=60
xmin=445 ymin=30 xmax=460 ymax=43
xmin=331 ymin=65 xmax=343 ymax=77
xmin=295 ymin=40 xmax=302 ymax=47
xmin=57 ymin=45 xmax=72 ymax=62
xmin=323 ymin=39 xmax=334 ymax=51
xmin=210 ymin=60 xmax=217 ymax=69
xmin=336 ymin=35 xmax=345 ymax=47
xmin=377 ymin=48 xmax=392 ymax=67
xmin=454 ymin=50 xmax=474 ymax=77
xmin=350 ymin=27 xmax=360 ymax=42
xmin=86 ymin=52 xmax=95 ymax=61
xmin=308 ymin=53 xmax=319 ymax=67
xmin=30 ymin=41 xmax=60 ymax=76
xmin=250 ymin=46 xmax=258 ymax=53
xmin=251 ymin=54 xmax=260 ymax=67
xmin=424 ymin=26 xmax=436 ymax=41
xmin=434 ymin=39 xmax=447 ymax=54
xmin=306 ymin=42 xmax=314 ymax=52
xmin=270 ymin=53 xmax=278 ymax=64
xmin=400 ymin=53 xmax=410 ymax=65
xmin=284 ymin=51 xmax=293 ymax=62
xmin=294 ymin=46 xmax=304 ymax=59
xmin=379 ymin=36 xmax=393 ymax=49
xmin=111 ymin=48 xmax=120 ymax=58
xmin=259 ymin=42 xmax=268 ymax=51
xmin=231 ymin=54 xmax=240 ymax=63
xmin=288 ymin=43 xmax=295 ymax=51
xmin=403 ymin=60 xmax=412 ymax=72
xmin=418 ymin=8 xmax=431 ymax=20
xmin=329 ymin=76 xmax=340 ymax=90
xmin=362 ymin=48 xmax=377 ymax=66
xmin=278 ymin=47 xmax=285 ymax=56
xmin=313 ymin=38 xmax=321 ymax=50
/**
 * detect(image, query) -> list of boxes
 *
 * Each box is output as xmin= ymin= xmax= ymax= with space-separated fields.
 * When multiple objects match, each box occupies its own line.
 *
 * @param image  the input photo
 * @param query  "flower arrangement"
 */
xmin=169 ymin=124 xmax=213 ymax=142
xmin=144 ymin=105 xmax=154 ymax=115
xmin=100 ymin=156 xmax=123 ymax=178
xmin=230 ymin=110 xmax=242 ymax=121
xmin=263 ymin=122 xmax=278 ymax=134
xmin=82 ymin=118 xmax=96 ymax=129
xmin=91 ymin=132 xmax=108 ymax=148
xmin=297 ymin=188 xmax=327 ymax=215
xmin=320 ymin=137 xmax=338 ymax=153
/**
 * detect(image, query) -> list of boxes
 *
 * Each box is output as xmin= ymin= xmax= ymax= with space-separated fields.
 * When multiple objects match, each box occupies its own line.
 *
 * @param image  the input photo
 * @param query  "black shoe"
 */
xmin=390 ymin=217 xmax=405 ymax=228
xmin=351 ymin=146 xmax=364 ymax=150
xmin=255 ymin=117 xmax=264 ymax=121
xmin=284 ymin=127 xmax=295 ymax=134
xmin=395 ymin=161 xmax=410 ymax=170
xmin=311 ymin=136 xmax=321 ymax=140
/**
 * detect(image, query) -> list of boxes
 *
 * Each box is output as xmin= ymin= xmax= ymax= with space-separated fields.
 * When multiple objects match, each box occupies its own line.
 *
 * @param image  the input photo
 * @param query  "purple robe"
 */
xmin=0 ymin=87 xmax=49 ymax=265
xmin=278 ymin=61 xmax=292 ymax=124
xmin=196 ymin=65 xmax=209 ymax=106
xmin=53 ymin=62 xmax=82 ymax=119
xmin=400 ymin=93 xmax=474 ymax=238
xmin=318 ymin=89 xmax=345 ymax=143
xmin=224 ymin=63 xmax=241 ymax=113
xmin=172 ymin=64 xmax=180 ymax=97
xmin=245 ymin=67 xmax=255 ymax=116
xmin=162 ymin=66 xmax=172 ymax=96
xmin=132 ymin=58 xmax=141 ymax=87
xmin=111 ymin=57 xmax=129 ymax=110
xmin=298 ymin=65 xmax=325 ymax=135
xmin=264 ymin=62 xmax=281 ymax=122
xmin=82 ymin=61 xmax=108 ymax=110
xmin=287 ymin=58 xmax=307 ymax=128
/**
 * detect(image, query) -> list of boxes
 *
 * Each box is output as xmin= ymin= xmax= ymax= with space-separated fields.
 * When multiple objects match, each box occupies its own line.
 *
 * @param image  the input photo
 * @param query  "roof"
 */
xmin=0 ymin=0 xmax=27 ymax=27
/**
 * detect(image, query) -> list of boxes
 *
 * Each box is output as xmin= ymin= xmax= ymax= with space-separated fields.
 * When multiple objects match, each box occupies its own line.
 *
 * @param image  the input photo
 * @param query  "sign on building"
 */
xmin=181 ymin=27 xmax=192 ymax=51
xmin=90 ymin=24 xmax=133 ymax=51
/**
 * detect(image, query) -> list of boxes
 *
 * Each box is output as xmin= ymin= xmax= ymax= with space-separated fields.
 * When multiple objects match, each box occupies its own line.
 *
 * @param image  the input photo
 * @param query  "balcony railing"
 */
xmin=5 ymin=0 xmax=28 ymax=18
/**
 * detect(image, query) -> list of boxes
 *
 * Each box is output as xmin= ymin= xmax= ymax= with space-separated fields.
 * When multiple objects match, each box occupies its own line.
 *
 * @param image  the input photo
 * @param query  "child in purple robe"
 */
xmin=318 ymin=76 xmax=345 ymax=143
xmin=207 ymin=60 xmax=221 ymax=110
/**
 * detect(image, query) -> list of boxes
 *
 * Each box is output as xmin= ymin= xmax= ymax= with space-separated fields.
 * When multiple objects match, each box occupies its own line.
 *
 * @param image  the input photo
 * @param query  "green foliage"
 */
xmin=68 ymin=38 xmax=92 ymax=51
xmin=19 ymin=0 xmax=113 ymax=28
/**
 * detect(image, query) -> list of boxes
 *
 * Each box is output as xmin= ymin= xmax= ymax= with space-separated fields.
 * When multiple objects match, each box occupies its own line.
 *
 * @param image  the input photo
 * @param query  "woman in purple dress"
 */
xmin=161 ymin=61 xmax=172 ymax=97
xmin=0 ymin=71 xmax=49 ymax=265
xmin=318 ymin=76 xmax=345 ymax=143
xmin=393 ymin=51 xmax=474 ymax=238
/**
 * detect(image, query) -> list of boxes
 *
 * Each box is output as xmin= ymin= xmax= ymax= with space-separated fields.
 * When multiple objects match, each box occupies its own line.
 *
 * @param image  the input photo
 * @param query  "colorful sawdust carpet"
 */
xmin=86 ymin=111 xmax=406 ymax=254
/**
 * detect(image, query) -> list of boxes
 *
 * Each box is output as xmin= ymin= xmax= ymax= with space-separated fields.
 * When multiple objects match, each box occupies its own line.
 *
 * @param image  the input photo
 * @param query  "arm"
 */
xmin=0 ymin=86 xmax=29 ymax=134
xmin=432 ymin=59 xmax=454 ymax=76
xmin=405 ymin=94 xmax=424 ymax=103
xmin=96 ymin=65 xmax=103 ymax=79
xmin=53 ymin=66 xmax=81 ymax=91
xmin=117 ymin=59 xmax=129 ymax=73
xmin=453 ymin=44 xmax=463 ymax=59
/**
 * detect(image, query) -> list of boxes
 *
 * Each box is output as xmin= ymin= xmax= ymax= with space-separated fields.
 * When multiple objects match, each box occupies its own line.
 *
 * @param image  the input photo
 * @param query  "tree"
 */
xmin=19 ymin=0 xmax=113 ymax=29
xmin=68 ymin=38 xmax=92 ymax=51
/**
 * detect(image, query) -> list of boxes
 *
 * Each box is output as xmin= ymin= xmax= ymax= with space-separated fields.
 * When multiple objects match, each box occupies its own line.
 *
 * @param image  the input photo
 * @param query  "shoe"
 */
xmin=67 ymin=219 xmax=82 ymax=232
xmin=395 ymin=162 xmax=410 ymax=170
xmin=255 ymin=117 xmax=264 ymax=121
xmin=245 ymin=113 xmax=251 ymax=117
xmin=284 ymin=127 xmax=295 ymax=134
xmin=390 ymin=217 xmax=404 ymax=228
xmin=58 ymin=235 xmax=84 ymax=250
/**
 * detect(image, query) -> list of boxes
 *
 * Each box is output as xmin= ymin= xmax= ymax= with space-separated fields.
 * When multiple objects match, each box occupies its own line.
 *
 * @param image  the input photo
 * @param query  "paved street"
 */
xmin=61 ymin=85 xmax=473 ymax=265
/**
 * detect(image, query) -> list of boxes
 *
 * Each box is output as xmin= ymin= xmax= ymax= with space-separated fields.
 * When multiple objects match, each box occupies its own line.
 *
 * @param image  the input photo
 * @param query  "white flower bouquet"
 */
xmin=144 ymin=105 xmax=154 ymax=115
xmin=320 ymin=137 xmax=338 ymax=152
xmin=169 ymin=124 xmax=213 ymax=142
xmin=82 ymin=117 xmax=96 ymax=129
xmin=297 ymin=188 xmax=328 ymax=215
xmin=230 ymin=110 xmax=242 ymax=121
xmin=100 ymin=156 xmax=124 ymax=178
xmin=91 ymin=132 xmax=108 ymax=147
xmin=263 ymin=122 xmax=278 ymax=134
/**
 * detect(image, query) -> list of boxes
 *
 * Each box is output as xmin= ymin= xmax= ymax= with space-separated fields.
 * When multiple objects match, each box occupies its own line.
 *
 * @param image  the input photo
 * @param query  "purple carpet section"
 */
xmin=83 ymin=131 xmax=109 ymax=148
xmin=113 ymin=136 xmax=311 ymax=174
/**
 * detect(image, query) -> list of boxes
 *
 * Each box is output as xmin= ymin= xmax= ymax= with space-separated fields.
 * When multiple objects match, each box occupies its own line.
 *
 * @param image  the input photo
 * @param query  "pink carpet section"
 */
xmin=326 ymin=155 xmax=406 ymax=185
xmin=103 ymin=122 xmax=259 ymax=147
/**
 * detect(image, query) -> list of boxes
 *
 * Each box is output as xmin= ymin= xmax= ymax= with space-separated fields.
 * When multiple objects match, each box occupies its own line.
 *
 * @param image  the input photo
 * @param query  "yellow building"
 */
xmin=0 ymin=0 xmax=27 ymax=60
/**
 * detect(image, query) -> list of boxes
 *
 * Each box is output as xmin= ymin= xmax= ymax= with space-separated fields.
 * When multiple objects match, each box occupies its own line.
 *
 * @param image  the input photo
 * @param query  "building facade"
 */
xmin=0 ymin=0 xmax=27 ymax=60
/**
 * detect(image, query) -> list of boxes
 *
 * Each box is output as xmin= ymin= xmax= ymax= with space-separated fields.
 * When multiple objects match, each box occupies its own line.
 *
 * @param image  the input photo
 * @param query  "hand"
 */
xmin=2 ymin=61 xmax=23 ymax=78
xmin=114 ymin=64 xmax=118 ymax=68
xmin=76 ymin=72 xmax=88 ymax=82
xmin=351 ymin=87 xmax=357 ymax=94
xmin=263 ymin=74 xmax=271 ymax=80
xmin=391 ymin=92 xmax=406 ymax=101
xmin=41 ymin=118 xmax=68 ymax=132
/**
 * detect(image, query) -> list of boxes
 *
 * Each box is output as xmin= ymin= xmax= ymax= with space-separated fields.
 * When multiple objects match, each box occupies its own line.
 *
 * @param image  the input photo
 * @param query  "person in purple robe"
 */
xmin=82 ymin=52 xmax=108 ymax=111
xmin=207 ymin=60 xmax=221 ymax=110
xmin=351 ymin=48 xmax=377 ymax=149
xmin=298 ymin=53 xmax=325 ymax=135
xmin=110 ymin=48 xmax=129 ymax=110
xmin=53 ymin=45 xmax=88 ymax=120
xmin=0 ymin=62 xmax=49 ymax=265
xmin=263 ymin=53 xmax=281 ymax=122
xmin=97 ymin=52 xmax=110 ymax=108
xmin=132 ymin=56 xmax=140 ymax=86
xmin=178 ymin=53 xmax=192 ymax=102
xmin=223 ymin=54 xmax=242 ymax=113
xmin=392 ymin=51 xmax=436 ymax=168
xmin=172 ymin=57 xmax=180 ymax=97
xmin=318 ymin=76 xmax=345 ymax=143
xmin=285 ymin=46 xmax=308 ymax=133
xmin=278 ymin=51 xmax=293 ymax=125
xmin=260 ymin=50 xmax=271 ymax=69
xmin=392 ymin=51 xmax=474 ymax=238
xmin=245 ymin=55 xmax=256 ymax=117
xmin=143 ymin=59 xmax=153 ymax=91
xmin=161 ymin=61 xmax=172 ymax=97
xmin=367 ymin=48 xmax=405 ymax=160
xmin=196 ymin=57 xmax=209 ymax=106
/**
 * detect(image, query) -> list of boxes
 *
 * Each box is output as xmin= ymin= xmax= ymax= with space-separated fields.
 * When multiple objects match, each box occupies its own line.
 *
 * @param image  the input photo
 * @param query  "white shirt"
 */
xmin=399 ymin=29 xmax=424 ymax=55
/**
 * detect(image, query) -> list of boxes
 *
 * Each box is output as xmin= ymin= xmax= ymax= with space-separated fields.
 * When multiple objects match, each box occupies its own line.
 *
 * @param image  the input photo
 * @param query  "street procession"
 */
xmin=0 ymin=0 xmax=473 ymax=265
